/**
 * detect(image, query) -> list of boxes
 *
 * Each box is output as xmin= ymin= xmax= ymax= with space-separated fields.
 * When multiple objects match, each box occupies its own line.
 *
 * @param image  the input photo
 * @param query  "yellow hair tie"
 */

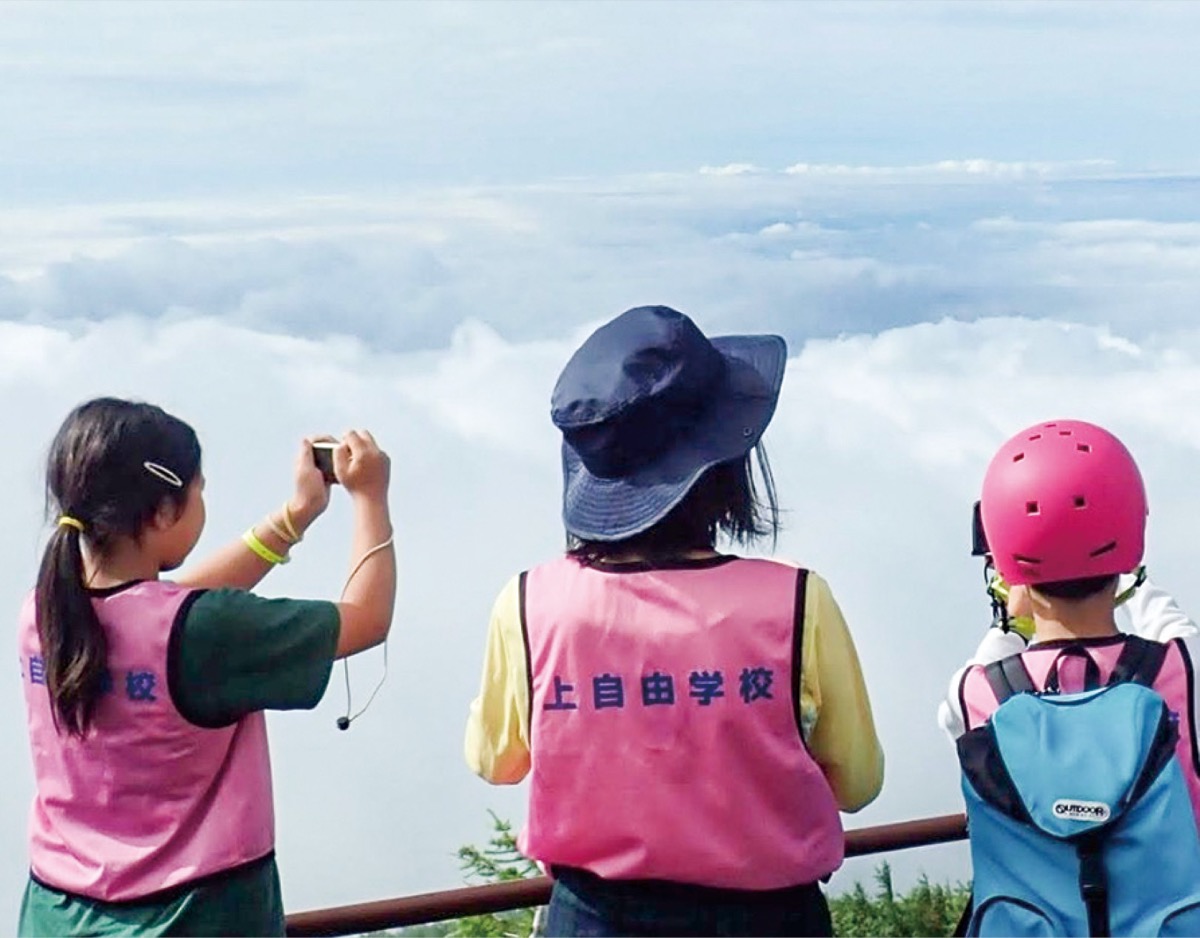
xmin=57 ymin=516 xmax=85 ymax=533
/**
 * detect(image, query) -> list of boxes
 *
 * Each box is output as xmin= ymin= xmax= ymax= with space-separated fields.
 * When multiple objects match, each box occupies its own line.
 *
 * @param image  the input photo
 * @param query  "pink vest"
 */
xmin=959 ymin=636 xmax=1200 ymax=826
xmin=518 ymin=556 xmax=845 ymax=889
xmin=19 ymin=581 xmax=275 ymax=902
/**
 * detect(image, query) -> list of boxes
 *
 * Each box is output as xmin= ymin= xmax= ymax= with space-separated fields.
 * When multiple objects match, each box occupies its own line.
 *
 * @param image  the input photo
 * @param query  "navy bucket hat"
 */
xmin=552 ymin=305 xmax=787 ymax=541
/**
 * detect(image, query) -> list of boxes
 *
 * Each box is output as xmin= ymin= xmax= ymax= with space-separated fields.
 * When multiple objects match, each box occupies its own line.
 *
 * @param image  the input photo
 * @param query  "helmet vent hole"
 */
xmin=1074 ymin=496 xmax=1087 ymax=508
xmin=1029 ymin=433 xmax=1042 ymax=441
xmin=1077 ymin=443 xmax=1091 ymax=453
xmin=1026 ymin=500 xmax=1040 ymax=515
xmin=1059 ymin=429 xmax=1072 ymax=436
xmin=1012 ymin=452 xmax=1025 ymax=462
xmin=1089 ymin=541 xmax=1118 ymax=558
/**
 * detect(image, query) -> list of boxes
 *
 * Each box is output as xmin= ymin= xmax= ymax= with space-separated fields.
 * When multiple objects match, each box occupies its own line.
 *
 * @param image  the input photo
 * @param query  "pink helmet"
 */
xmin=980 ymin=419 xmax=1147 ymax=586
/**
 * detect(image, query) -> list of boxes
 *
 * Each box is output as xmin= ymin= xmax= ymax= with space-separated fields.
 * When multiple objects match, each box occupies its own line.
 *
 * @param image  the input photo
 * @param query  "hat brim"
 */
xmin=561 ymin=333 xmax=787 ymax=541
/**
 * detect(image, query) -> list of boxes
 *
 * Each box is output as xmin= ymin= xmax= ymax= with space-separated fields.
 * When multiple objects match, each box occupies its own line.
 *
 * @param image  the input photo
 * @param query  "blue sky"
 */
xmin=3 ymin=0 xmax=1200 ymax=925
xmin=4 ymin=1 xmax=1200 ymax=200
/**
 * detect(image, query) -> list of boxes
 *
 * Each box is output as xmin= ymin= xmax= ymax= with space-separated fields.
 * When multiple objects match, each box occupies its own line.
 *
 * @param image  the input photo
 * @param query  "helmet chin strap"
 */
xmin=983 ymin=562 xmax=1034 ymax=640
xmin=1115 ymin=565 xmax=1148 ymax=605
xmin=982 ymin=562 xmax=1146 ymax=641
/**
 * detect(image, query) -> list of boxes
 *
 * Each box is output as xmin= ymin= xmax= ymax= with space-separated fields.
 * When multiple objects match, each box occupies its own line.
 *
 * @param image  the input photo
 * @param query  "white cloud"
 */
xmin=783 ymin=158 xmax=1117 ymax=179
xmin=786 ymin=250 xmax=938 ymax=289
xmin=757 ymin=222 xmax=797 ymax=238
xmin=4 ymin=166 xmax=1200 ymax=358
xmin=973 ymin=216 xmax=1200 ymax=244
xmin=6 ymin=313 xmax=1200 ymax=921
xmin=699 ymin=163 xmax=765 ymax=176
xmin=392 ymin=319 xmax=564 ymax=458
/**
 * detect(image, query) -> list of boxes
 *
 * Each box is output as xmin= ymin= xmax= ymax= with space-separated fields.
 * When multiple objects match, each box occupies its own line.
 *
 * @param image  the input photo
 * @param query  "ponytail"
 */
xmin=35 ymin=523 xmax=109 ymax=737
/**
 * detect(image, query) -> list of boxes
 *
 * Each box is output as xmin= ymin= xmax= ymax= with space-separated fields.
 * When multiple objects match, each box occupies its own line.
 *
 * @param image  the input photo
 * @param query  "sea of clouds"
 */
xmin=2 ymin=163 xmax=1200 ymax=920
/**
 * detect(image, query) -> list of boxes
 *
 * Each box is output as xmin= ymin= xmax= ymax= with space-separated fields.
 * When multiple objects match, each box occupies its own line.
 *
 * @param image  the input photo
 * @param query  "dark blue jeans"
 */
xmin=545 ymin=867 xmax=833 ymax=937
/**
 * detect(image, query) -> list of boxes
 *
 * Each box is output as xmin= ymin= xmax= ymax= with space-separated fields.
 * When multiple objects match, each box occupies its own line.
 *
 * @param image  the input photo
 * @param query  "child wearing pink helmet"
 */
xmin=941 ymin=419 xmax=1200 ymax=819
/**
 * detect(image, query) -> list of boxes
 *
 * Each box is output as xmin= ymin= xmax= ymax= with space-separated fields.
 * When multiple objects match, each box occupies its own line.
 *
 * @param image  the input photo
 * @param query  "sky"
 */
xmin=3 ymin=0 xmax=1200 ymax=926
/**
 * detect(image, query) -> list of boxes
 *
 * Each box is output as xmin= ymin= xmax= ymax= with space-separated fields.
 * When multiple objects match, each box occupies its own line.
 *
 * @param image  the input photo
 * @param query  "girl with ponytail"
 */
xmin=36 ymin=398 xmax=203 ymax=737
xmin=19 ymin=397 xmax=396 ymax=937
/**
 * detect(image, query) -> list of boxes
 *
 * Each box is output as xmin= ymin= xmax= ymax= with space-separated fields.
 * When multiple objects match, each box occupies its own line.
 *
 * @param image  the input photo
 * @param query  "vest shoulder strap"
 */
xmin=1044 ymin=644 xmax=1102 ymax=694
xmin=983 ymin=652 xmax=1037 ymax=706
xmin=1106 ymin=635 xmax=1169 ymax=689
xmin=791 ymin=568 xmax=809 ymax=740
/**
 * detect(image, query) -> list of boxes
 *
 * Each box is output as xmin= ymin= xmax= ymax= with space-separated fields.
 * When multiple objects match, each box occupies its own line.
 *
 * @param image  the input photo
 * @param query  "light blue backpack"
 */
xmin=958 ymin=638 xmax=1200 ymax=936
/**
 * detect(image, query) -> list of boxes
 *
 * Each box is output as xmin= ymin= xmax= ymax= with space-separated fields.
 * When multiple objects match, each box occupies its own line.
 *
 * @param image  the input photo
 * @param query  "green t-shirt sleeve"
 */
xmin=168 ymin=588 xmax=340 ymax=728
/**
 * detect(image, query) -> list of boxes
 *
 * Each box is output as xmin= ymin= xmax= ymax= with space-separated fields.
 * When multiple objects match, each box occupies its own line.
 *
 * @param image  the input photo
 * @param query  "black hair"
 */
xmin=1032 ymin=574 xmax=1119 ymax=601
xmin=36 ymin=397 xmax=201 ymax=736
xmin=567 ymin=444 xmax=779 ymax=566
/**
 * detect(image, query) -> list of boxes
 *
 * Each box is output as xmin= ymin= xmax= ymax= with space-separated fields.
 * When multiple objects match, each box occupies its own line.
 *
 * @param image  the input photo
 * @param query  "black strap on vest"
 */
xmin=983 ymin=653 xmax=1037 ymax=705
xmin=1044 ymin=644 xmax=1102 ymax=694
xmin=1106 ymin=635 xmax=1168 ymax=688
xmin=790 ymin=569 xmax=809 ymax=743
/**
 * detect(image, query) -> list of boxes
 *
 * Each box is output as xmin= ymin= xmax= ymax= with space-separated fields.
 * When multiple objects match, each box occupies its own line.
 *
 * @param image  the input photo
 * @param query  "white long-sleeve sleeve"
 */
xmin=1118 ymin=578 xmax=1199 ymax=641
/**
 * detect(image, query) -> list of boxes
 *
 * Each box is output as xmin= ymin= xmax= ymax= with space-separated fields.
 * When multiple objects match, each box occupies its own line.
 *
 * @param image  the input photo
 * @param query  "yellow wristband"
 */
xmin=265 ymin=513 xmax=298 ymax=546
xmin=243 ymin=528 xmax=290 ymax=565
xmin=280 ymin=502 xmax=302 ymax=543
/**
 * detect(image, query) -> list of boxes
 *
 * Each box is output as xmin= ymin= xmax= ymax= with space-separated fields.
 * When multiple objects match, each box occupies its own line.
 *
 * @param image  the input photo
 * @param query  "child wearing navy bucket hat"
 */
xmin=465 ymin=305 xmax=884 ymax=937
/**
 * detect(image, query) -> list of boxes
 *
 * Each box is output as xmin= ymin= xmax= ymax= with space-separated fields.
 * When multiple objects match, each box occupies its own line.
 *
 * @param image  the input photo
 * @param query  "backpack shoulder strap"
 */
xmin=983 ymin=653 xmax=1037 ymax=706
xmin=1107 ymin=635 xmax=1169 ymax=688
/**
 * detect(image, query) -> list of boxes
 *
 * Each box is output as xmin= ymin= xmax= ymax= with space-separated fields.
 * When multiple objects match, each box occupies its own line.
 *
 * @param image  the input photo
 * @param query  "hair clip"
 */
xmin=144 ymin=461 xmax=184 ymax=488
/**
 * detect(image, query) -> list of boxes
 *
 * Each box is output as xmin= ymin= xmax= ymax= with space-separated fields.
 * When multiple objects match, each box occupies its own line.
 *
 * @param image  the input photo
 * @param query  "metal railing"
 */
xmin=285 ymin=812 xmax=968 ymax=937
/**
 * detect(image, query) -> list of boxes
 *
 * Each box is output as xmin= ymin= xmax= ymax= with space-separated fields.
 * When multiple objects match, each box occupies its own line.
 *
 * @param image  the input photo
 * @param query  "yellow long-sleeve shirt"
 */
xmin=464 ymin=562 xmax=884 ymax=812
